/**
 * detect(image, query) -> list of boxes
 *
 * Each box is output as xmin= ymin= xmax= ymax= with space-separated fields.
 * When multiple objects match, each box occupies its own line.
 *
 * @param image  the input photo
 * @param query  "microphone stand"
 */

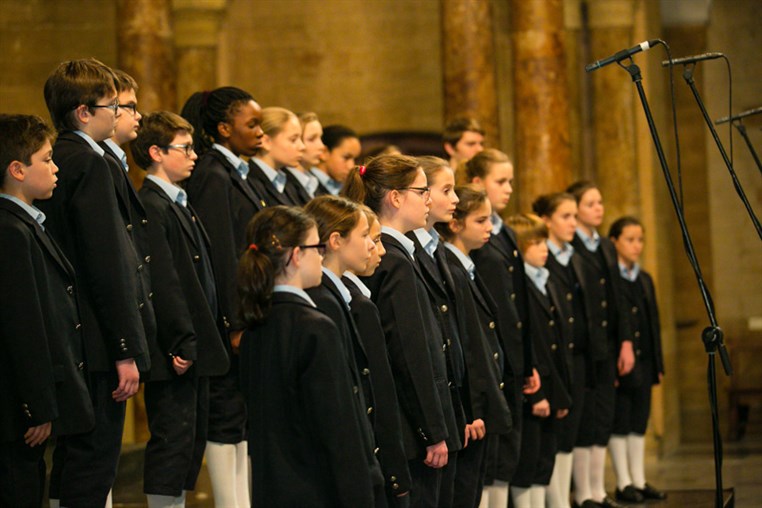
xmin=716 ymin=106 xmax=762 ymax=176
xmin=677 ymin=64 xmax=762 ymax=240
xmin=616 ymin=58 xmax=732 ymax=508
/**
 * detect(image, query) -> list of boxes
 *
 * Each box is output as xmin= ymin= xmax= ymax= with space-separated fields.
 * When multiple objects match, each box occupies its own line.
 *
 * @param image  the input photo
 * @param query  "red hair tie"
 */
xmin=358 ymin=165 xmax=367 ymax=176
xmin=249 ymin=243 xmax=258 ymax=252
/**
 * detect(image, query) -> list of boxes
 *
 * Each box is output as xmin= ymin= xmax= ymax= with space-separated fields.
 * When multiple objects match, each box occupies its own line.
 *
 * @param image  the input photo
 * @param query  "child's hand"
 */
xmin=618 ymin=340 xmax=635 ymax=376
xmin=556 ymin=408 xmax=569 ymax=419
xmin=532 ymin=399 xmax=551 ymax=418
xmin=172 ymin=356 xmax=193 ymax=375
xmin=24 ymin=421 xmax=51 ymax=447
xmin=523 ymin=368 xmax=541 ymax=394
xmin=229 ymin=330 xmax=243 ymax=354
xmin=424 ymin=440 xmax=448 ymax=469
xmin=113 ymin=358 xmax=140 ymax=402
xmin=464 ymin=418 xmax=486 ymax=446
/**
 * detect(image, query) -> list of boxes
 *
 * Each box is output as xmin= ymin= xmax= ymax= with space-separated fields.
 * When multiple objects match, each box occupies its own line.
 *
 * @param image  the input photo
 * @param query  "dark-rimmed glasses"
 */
xmin=161 ymin=144 xmax=196 ymax=157
xmin=397 ymin=186 xmax=431 ymax=198
xmin=119 ymin=103 xmax=139 ymax=116
xmin=89 ymin=100 xmax=120 ymax=114
xmin=286 ymin=243 xmax=327 ymax=266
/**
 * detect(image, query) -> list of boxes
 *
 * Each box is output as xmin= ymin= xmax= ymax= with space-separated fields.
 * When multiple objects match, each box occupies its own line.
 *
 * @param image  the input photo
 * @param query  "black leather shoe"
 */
xmin=616 ymin=485 xmax=645 ymax=503
xmin=600 ymin=496 xmax=628 ymax=508
xmin=573 ymin=500 xmax=602 ymax=508
xmin=638 ymin=483 xmax=667 ymax=500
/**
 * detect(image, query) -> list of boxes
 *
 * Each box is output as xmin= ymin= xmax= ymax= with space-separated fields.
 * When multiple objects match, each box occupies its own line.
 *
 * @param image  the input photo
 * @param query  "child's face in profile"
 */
xmin=612 ymin=224 xmax=644 ymax=267
xmin=474 ymin=162 xmax=513 ymax=213
xmin=359 ymin=218 xmax=385 ymax=276
xmin=576 ymin=188 xmax=604 ymax=229
xmin=337 ymin=212 xmax=373 ymax=274
xmin=301 ymin=120 xmax=324 ymax=168
xmin=322 ymin=136 xmax=361 ymax=183
xmin=523 ymin=239 xmax=549 ymax=268
xmin=226 ymin=100 xmax=264 ymax=157
xmin=88 ymin=92 xmax=121 ymax=142
xmin=264 ymin=117 xmax=304 ymax=168
xmin=427 ymin=167 xmax=459 ymax=226
xmin=457 ymin=200 xmax=492 ymax=253
xmin=452 ymin=130 xmax=484 ymax=164
xmin=22 ymin=139 xmax=58 ymax=201
xmin=161 ymin=132 xmax=197 ymax=184
xmin=113 ymin=88 xmax=141 ymax=144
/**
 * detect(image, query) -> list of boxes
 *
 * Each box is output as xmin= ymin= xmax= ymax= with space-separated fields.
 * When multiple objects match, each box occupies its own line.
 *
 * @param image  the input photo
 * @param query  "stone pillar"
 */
xmin=173 ymin=0 xmax=227 ymax=110
xmin=586 ymin=0 xmax=639 ymax=221
xmin=510 ymin=0 xmax=573 ymax=211
xmin=441 ymin=0 xmax=499 ymax=148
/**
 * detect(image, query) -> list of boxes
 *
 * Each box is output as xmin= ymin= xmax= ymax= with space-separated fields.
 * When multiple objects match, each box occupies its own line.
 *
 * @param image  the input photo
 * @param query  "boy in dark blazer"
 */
xmin=0 ymin=114 xmax=94 ymax=507
xmin=36 ymin=58 xmax=151 ymax=507
xmin=132 ymin=111 xmax=230 ymax=507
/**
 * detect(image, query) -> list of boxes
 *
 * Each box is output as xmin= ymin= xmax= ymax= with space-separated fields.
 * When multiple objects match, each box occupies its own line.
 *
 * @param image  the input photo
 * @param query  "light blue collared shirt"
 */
xmin=104 ymin=139 xmax=128 ymax=172
xmin=619 ymin=262 xmax=640 ymax=282
xmin=547 ymin=239 xmax=574 ymax=267
xmin=254 ymin=158 xmax=287 ymax=194
xmin=525 ymin=263 xmax=550 ymax=296
xmin=74 ymin=130 xmax=105 ymax=157
xmin=381 ymin=226 xmax=416 ymax=260
xmin=576 ymin=227 xmax=600 ymax=252
xmin=323 ymin=267 xmax=352 ymax=306
xmin=310 ymin=167 xmax=342 ymax=196
xmin=0 ymin=194 xmax=46 ymax=229
xmin=273 ymin=284 xmax=316 ymax=307
xmin=146 ymin=175 xmax=187 ymax=207
xmin=491 ymin=212 xmax=504 ymax=236
xmin=414 ymin=228 xmax=439 ymax=258
xmin=343 ymin=271 xmax=372 ymax=299
xmin=213 ymin=143 xmax=249 ymax=180
xmin=286 ymin=167 xmax=319 ymax=198
xmin=445 ymin=242 xmax=475 ymax=280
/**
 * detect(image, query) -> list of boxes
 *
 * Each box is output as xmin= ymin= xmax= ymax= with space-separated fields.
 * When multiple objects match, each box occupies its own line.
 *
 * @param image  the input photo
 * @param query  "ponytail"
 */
xmin=341 ymin=153 xmax=420 ymax=214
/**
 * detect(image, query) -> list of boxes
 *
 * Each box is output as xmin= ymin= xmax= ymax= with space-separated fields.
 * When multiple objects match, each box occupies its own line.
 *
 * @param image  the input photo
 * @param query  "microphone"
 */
xmin=585 ymin=40 xmax=660 ymax=72
xmin=661 ymin=52 xmax=724 ymax=66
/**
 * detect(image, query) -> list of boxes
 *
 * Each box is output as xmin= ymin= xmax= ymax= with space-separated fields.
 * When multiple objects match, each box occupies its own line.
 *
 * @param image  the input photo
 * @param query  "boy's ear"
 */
xmin=6 ymin=161 xmax=25 ymax=183
xmin=73 ymin=104 xmax=91 ymax=126
xmin=471 ymin=176 xmax=483 ymax=187
xmin=443 ymin=142 xmax=455 ymax=158
xmin=148 ymin=145 xmax=164 ymax=164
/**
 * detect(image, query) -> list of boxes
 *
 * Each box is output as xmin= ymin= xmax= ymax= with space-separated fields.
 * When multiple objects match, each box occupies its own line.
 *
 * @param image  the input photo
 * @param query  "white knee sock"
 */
xmin=590 ymin=445 xmax=607 ymax=502
xmin=235 ymin=441 xmax=251 ymax=508
xmin=627 ymin=434 xmax=646 ymax=489
xmin=146 ymin=492 xmax=186 ymax=508
xmin=105 ymin=489 xmax=113 ymax=508
xmin=546 ymin=452 xmax=572 ymax=508
xmin=49 ymin=500 xmax=60 ymax=508
xmin=572 ymin=447 xmax=592 ymax=504
xmin=530 ymin=485 xmax=546 ymax=507
xmin=608 ymin=435 xmax=631 ymax=490
xmin=479 ymin=480 xmax=509 ymax=508
xmin=206 ymin=441 xmax=240 ymax=507
xmin=511 ymin=486 xmax=532 ymax=508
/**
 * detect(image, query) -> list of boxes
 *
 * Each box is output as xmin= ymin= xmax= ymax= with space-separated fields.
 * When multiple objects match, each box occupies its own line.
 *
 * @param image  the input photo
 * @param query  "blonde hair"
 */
xmin=254 ymin=106 xmax=298 ymax=156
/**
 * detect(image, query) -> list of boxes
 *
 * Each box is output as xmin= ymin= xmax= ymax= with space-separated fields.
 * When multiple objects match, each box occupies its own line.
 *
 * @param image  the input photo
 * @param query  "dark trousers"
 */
xmin=576 ymin=355 xmax=616 ymax=447
xmin=438 ymin=451 xmax=458 ymax=508
xmin=408 ymin=458 xmax=442 ymax=508
xmin=452 ymin=437 xmax=487 ymax=508
xmin=207 ymin=357 xmax=246 ymax=444
xmin=0 ymin=438 xmax=46 ymax=508
xmin=613 ymin=360 xmax=653 ymax=436
xmin=49 ymin=371 xmax=125 ymax=506
xmin=557 ymin=354 xmax=586 ymax=452
xmin=144 ymin=375 xmax=210 ymax=496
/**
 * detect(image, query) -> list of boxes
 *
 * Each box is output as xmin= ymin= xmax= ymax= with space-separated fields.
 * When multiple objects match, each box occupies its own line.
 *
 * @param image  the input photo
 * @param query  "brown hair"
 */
xmin=532 ymin=192 xmax=576 ymax=218
xmin=298 ymin=111 xmax=319 ymax=131
xmin=434 ymin=184 xmax=489 ymax=241
xmin=417 ymin=155 xmax=451 ymax=185
xmin=43 ymin=58 xmax=117 ymax=132
xmin=443 ymin=117 xmax=485 ymax=147
xmin=608 ymin=216 xmax=643 ymax=240
xmin=0 ymin=114 xmax=56 ymax=189
xmin=566 ymin=180 xmax=599 ymax=204
xmin=304 ymin=195 xmax=363 ymax=243
xmin=254 ymin=107 xmax=298 ymax=156
xmin=130 ymin=111 xmax=194 ymax=171
xmin=458 ymin=148 xmax=511 ymax=185
xmin=359 ymin=203 xmax=379 ymax=229
xmin=237 ymin=206 xmax=317 ymax=325
xmin=341 ymin=154 xmax=421 ymax=214
xmin=112 ymin=69 xmax=138 ymax=93
xmin=505 ymin=213 xmax=549 ymax=253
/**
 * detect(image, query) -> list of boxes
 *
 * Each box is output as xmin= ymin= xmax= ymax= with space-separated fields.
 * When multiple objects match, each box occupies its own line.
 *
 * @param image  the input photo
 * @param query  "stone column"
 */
xmin=441 ymin=0 xmax=500 ymax=148
xmin=510 ymin=0 xmax=573 ymax=211
xmin=173 ymin=0 xmax=227 ymax=110
xmin=586 ymin=0 xmax=639 ymax=220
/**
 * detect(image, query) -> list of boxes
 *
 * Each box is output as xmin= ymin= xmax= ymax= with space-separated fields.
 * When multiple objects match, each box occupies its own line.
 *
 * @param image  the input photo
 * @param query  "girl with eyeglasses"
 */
xmin=343 ymin=154 xmax=461 ymax=508
xmin=237 ymin=205 xmax=375 ymax=507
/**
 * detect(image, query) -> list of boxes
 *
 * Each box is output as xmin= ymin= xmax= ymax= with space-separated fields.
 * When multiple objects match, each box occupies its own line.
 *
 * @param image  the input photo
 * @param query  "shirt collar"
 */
xmin=381 ymin=226 xmax=416 ymax=260
xmin=491 ymin=212 xmax=504 ymax=236
xmin=0 ymin=194 xmax=46 ymax=228
xmin=413 ymin=228 xmax=439 ymax=258
xmin=619 ymin=261 xmax=640 ymax=282
xmin=342 ymin=271 xmax=372 ymax=299
xmin=103 ymin=139 xmax=128 ymax=172
xmin=547 ymin=239 xmax=574 ymax=267
xmin=310 ymin=167 xmax=342 ymax=195
xmin=254 ymin=157 xmax=287 ymax=193
xmin=213 ymin=144 xmax=249 ymax=180
xmin=576 ymin=227 xmax=600 ymax=252
xmin=323 ymin=267 xmax=352 ymax=306
xmin=285 ymin=167 xmax=319 ymax=198
xmin=444 ymin=242 xmax=475 ymax=280
xmin=74 ymin=130 xmax=105 ymax=157
xmin=524 ymin=262 xmax=549 ymax=295
xmin=146 ymin=174 xmax=187 ymax=207
xmin=273 ymin=284 xmax=316 ymax=307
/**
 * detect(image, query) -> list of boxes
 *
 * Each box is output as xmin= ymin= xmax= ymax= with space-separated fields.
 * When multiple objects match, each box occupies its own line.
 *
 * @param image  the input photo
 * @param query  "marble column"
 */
xmin=441 ymin=0 xmax=500 ymax=148
xmin=510 ymin=0 xmax=573 ymax=211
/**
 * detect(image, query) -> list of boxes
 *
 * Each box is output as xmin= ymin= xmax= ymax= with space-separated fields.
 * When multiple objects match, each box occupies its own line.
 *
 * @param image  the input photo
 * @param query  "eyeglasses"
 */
xmin=89 ymin=100 xmax=120 ymax=114
xmin=298 ymin=243 xmax=327 ymax=256
xmin=398 ymin=186 xmax=431 ymax=198
xmin=161 ymin=144 xmax=196 ymax=157
xmin=119 ymin=103 xmax=138 ymax=116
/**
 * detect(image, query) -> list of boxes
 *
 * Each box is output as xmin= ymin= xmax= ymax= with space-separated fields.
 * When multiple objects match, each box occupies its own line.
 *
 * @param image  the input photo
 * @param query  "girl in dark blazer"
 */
xmin=238 ymin=206 xmax=375 ymax=508
xmin=434 ymin=185 xmax=514 ymax=508
xmin=343 ymin=206 xmax=412 ymax=507
xmin=181 ymin=86 xmax=264 ymax=508
xmin=461 ymin=150 xmax=540 ymax=508
xmin=283 ymin=112 xmax=329 ymax=204
xmin=249 ymin=107 xmax=305 ymax=207
xmin=343 ymin=154 xmax=460 ymax=508
xmin=506 ymin=214 xmax=574 ymax=508
xmin=607 ymin=217 xmax=666 ymax=503
xmin=314 ymin=124 xmax=361 ymax=195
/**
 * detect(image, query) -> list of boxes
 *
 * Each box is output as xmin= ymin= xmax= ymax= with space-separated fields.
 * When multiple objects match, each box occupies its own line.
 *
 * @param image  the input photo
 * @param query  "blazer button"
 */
xmin=392 ymin=483 xmax=400 ymax=490
xmin=260 ymin=199 xmax=267 ymax=208
xmin=442 ymin=343 xmax=447 ymax=352
xmin=138 ymin=302 xmax=145 ymax=310
xmin=66 ymin=285 xmax=74 ymax=295
xmin=636 ymin=349 xmax=642 ymax=356
xmin=568 ymin=317 xmax=574 ymax=324
xmin=568 ymin=342 xmax=575 ymax=349
xmin=601 ymin=300 xmax=608 ymax=308
xmin=551 ymin=344 xmax=558 ymax=351
xmin=508 ymin=265 xmax=515 ymax=273
xmin=513 ymin=250 xmax=518 ymax=258
xmin=193 ymin=255 xmax=201 ymax=263
xmin=353 ymin=385 xmax=359 ymax=394
xmin=549 ymin=319 xmax=555 ymax=327
xmin=510 ymin=293 xmax=516 ymax=301
xmin=440 ymin=304 xmax=448 ymax=313
xmin=126 ymin=224 xmax=133 ymax=232
xmin=493 ymin=352 xmax=499 ymax=361
xmin=390 ymin=476 xmax=397 ymax=482
xmin=448 ymin=381 xmax=453 ymax=387
xmin=499 ymin=382 xmax=505 ymax=390
xmin=148 ymin=292 xmax=154 ymax=299
xmin=516 ymin=321 xmax=523 ymax=330
xmin=601 ymin=320 xmax=608 ymax=327
xmin=141 ymin=219 xmax=148 ymax=225
xmin=489 ymin=321 xmax=496 ymax=329
xmin=550 ymin=305 xmax=555 ymax=312
xmin=632 ymin=306 xmax=638 ymax=314
xmin=144 ymin=255 xmax=151 ymax=263
xmin=599 ymin=277 xmax=606 ymax=285
xmin=367 ymin=406 xmax=374 ymax=415
xmin=137 ymin=264 xmax=144 ymax=272
xmin=78 ymin=361 xmax=85 ymax=370
xmin=362 ymin=368 xmax=370 ymax=376
xmin=447 ymin=338 xmax=452 ymax=347
xmin=75 ymin=323 xmax=82 ymax=330
xmin=566 ymin=293 xmax=573 ymax=301
xmin=634 ymin=331 xmax=641 ymax=338
xmin=374 ymin=447 xmax=380 ymax=455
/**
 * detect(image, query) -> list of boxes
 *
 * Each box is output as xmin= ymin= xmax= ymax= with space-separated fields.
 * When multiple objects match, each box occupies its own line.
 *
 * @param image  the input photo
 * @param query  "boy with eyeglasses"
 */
xmin=37 ymin=58 xmax=152 ymax=507
xmin=132 ymin=111 xmax=230 ymax=507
